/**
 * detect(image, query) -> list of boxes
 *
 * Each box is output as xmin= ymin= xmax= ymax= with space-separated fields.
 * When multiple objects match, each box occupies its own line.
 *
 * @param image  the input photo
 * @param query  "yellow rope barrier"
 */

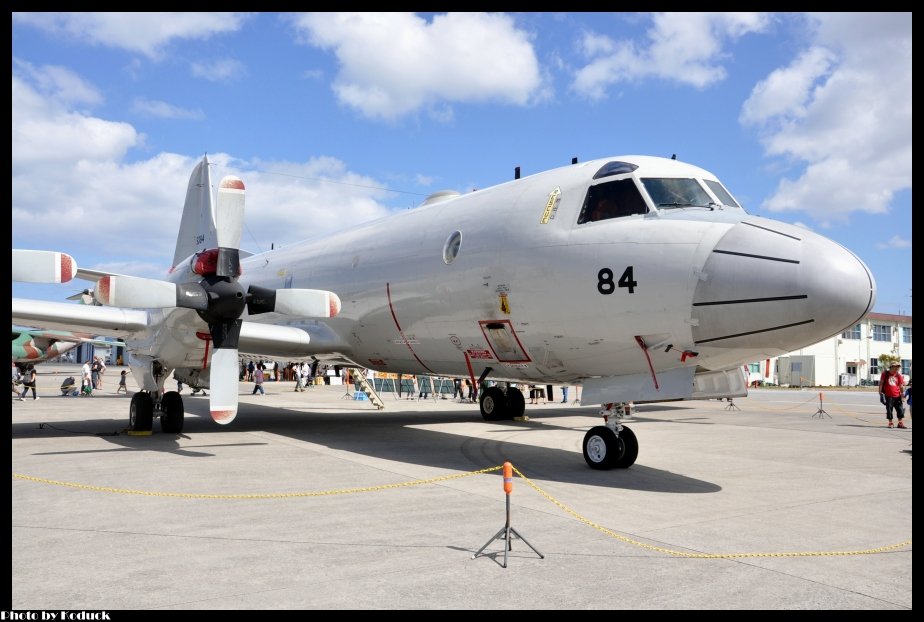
xmin=12 ymin=466 xmax=502 ymax=500
xmin=13 ymin=462 xmax=911 ymax=559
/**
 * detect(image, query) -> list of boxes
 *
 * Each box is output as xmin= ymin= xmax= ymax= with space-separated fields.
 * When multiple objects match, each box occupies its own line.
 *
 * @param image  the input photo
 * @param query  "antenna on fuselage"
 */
xmin=572 ymin=157 xmax=578 ymax=164
xmin=514 ymin=166 xmax=521 ymax=180
xmin=671 ymin=154 xmax=677 ymax=160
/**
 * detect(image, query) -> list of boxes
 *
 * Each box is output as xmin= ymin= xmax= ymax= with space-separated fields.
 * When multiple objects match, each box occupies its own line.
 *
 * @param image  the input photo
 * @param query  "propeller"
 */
xmin=13 ymin=176 xmax=340 ymax=425
xmin=88 ymin=175 xmax=340 ymax=425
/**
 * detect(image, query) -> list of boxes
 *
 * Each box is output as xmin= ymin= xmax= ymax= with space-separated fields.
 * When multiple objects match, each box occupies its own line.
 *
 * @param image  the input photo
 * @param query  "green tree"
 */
xmin=878 ymin=352 xmax=901 ymax=370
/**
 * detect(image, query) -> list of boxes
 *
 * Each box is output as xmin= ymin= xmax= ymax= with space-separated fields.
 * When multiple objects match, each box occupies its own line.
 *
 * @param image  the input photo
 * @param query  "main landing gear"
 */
xmin=480 ymin=385 xmax=526 ymax=421
xmin=583 ymin=402 xmax=638 ymax=470
xmin=129 ymin=391 xmax=185 ymax=434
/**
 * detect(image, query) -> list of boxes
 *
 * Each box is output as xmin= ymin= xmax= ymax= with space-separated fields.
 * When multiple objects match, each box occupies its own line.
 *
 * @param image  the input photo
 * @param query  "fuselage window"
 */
xmin=577 ymin=178 xmax=648 ymax=224
xmin=641 ymin=178 xmax=714 ymax=210
xmin=703 ymin=179 xmax=742 ymax=208
xmin=442 ymin=230 xmax=462 ymax=265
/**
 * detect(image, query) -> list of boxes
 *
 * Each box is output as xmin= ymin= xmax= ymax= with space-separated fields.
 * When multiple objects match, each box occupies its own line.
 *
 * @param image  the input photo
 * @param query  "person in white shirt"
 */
xmin=81 ymin=359 xmax=92 ymax=394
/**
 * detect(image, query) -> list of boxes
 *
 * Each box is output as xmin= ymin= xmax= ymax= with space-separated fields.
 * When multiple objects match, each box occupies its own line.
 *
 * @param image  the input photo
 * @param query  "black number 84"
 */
xmin=597 ymin=266 xmax=637 ymax=294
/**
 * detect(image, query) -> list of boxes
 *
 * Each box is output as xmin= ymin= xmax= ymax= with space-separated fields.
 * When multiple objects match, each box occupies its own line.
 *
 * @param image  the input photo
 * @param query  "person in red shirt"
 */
xmin=878 ymin=362 xmax=906 ymax=428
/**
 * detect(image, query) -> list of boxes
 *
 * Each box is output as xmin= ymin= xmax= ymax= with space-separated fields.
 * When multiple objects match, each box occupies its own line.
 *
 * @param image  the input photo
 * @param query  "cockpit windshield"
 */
xmin=703 ymin=179 xmax=741 ymax=208
xmin=641 ymin=178 xmax=715 ymax=210
xmin=577 ymin=178 xmax=649 ymax=224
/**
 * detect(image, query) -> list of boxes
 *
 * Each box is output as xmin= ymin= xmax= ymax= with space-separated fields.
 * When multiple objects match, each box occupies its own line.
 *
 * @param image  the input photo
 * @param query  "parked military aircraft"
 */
xmin=11 ymin=326 xmax=118 ymax=364
xmin=12 ymin=154 xmax=875 ymax=469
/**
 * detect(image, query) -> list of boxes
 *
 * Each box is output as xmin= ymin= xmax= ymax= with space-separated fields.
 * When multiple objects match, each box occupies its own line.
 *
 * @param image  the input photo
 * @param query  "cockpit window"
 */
xmin=703 ymin=179 xmax=741 ymax=208
xmin=641 ymin=178 xmax=714 ymax=210
xmin=577 ymin=179 xmax=649 ymax=224
xmin=593 ymin=161 xmax=639 ymax=180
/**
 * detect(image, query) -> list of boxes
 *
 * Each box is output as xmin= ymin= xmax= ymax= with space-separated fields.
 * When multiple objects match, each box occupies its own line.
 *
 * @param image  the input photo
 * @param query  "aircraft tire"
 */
xmin=129 ymin=392 xmax=154 ymax=432
xmin=480 ymin=386 xmax=509 ymax=421
xmin=160 ymin=391 xmax=185 ymax=434
xmin=612 ymin=426 xmax=638 ymax=468
xmin=505 ymin=387 xmax=525 ymax=419
xmin=583 ymin=426 xmax=618 ymax=469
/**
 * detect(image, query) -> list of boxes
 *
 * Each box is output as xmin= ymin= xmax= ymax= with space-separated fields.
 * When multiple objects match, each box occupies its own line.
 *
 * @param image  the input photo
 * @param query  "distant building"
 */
xmin=746 ymin=312 xmax=912 ymax=387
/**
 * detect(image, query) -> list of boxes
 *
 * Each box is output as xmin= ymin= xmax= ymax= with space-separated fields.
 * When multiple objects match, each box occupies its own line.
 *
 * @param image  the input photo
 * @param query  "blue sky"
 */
xmin=12 ymin=12 xmax=912 ymax=317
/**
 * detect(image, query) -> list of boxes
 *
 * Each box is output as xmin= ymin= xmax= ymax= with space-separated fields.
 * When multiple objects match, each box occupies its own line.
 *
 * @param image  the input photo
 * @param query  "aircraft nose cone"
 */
xmin=691 ymin=218 xmax=876 ymax=355
xmin=801 ymin=229 xmax=877 ymax=338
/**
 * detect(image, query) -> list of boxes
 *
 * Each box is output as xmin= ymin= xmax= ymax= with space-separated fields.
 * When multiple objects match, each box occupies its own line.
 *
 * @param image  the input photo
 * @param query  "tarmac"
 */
xmin=11 ymin=365 xmax=912 ymax=610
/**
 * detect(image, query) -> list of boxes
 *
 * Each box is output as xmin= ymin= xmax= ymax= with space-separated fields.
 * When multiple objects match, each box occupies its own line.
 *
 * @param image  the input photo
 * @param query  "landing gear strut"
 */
xmin=582 ymin=402 xmax=638 ymax=469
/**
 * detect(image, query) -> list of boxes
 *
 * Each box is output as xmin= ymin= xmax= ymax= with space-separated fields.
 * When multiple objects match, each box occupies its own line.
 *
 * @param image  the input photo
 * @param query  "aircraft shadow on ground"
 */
xmin=14 ymin=397 xmax=721 ymax=494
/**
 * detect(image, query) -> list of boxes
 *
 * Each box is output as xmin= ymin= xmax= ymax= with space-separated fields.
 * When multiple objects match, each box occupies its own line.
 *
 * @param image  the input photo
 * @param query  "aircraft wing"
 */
xmin=12 ymin=325 xmax=123 ymax=364
xmin=75 ymin=267 xmax=123 ymax=282
xmin=238 ymin=321 xmax=352 ymax=360
xmin=13 ymin=297 xmax=352 ymax=360
xmin=12 ymin=326 xmax=119 ymax=346
xmin=12 ymin=298 xmax=148 ymax=338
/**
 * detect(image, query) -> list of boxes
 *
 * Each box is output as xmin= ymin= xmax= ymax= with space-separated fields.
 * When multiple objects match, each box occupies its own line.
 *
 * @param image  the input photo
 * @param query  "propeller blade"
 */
xmin=176 ymin=282 xmax=210 ymax=311
xmin=209 ymin=348 xmax=239 ymax=424
xmin=247 ymin=285 xmax=342 ymax=318
xmin=97 ymin=276 xmax=208 ymax=310
xmin=12 ymin=250 xmax=77 ymax=283
xmin=208 ymin=318 xmax=243 ymax=424
xmin=246 ymin=285 xmax=275 ymax=315
xmin=215 ymin=176 xmax=245 ymax=278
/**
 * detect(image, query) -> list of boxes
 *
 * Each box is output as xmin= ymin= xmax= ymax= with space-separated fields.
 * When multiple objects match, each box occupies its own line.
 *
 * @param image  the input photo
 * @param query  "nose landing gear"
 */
xmin=582 ymin=402 xmax=638 ymax=469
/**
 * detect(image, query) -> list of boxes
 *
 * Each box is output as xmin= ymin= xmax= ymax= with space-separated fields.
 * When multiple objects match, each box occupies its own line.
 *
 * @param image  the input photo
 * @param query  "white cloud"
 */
xmin=239 ymin=157 xmax=395 ymax=247
xmin=190 ymin=58 xmax=247 ymax=82
xmin=12 ymin=64 xmax=395 ymax=270
xmin=12 ymin=60 xmax=103 ymax=108
xmin=12 ymin=12 xmax=248 ymax=59
xmin=12 ymin=67 xmax=141 ymax=167
xmin=875 ymin=235 xmax=912 ymax=250
xmin=132 ymin=98 xmax=204 ymax=120
xmin=289 ymin=12 xmax=543 ymax=120
xmin=739 ymin=47 xmax=836 ymax=125
xmin=742 ymin=13 xmax=912 ymax=221
xmin=572 ymin=12 xmax=770 ymax=99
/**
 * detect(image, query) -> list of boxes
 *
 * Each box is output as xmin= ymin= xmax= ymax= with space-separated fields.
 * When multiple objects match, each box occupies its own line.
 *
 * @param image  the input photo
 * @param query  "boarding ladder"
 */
xmin=350 ymin=368 xmax=386 ymax=410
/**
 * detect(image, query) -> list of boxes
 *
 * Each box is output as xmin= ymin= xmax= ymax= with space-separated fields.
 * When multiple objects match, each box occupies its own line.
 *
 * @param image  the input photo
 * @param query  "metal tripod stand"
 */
xmin=472 ymin=491 xmax=544 ymax=568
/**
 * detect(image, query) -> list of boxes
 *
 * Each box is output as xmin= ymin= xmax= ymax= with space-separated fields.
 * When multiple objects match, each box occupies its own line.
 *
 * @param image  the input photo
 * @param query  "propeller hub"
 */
xmin=197 ymin=276 xmax=246 ymax=324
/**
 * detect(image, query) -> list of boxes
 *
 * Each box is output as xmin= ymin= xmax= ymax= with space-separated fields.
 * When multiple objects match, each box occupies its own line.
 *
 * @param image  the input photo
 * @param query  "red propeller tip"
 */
xmin=61 ymin=254 xmax=75 ymax=282
xmin=211 ymin=409 xmax=236 ymax=423
xmin=220 ymin=176 xmax=245 ymax=190
xmin=330 ymin=292 xmax=342 ymax=318
xmin=97 ymin=276 xmax=111 ymax=305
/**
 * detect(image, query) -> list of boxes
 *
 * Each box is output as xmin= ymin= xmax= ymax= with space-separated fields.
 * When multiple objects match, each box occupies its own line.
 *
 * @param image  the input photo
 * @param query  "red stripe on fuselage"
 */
xmin=386 ymin=282 xmax=435 ymax=374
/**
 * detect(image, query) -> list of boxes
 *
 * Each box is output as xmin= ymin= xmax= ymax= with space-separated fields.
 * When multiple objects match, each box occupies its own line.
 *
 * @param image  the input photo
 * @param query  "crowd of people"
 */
xmin=13 ymin=356 xmax=583 ymax=406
